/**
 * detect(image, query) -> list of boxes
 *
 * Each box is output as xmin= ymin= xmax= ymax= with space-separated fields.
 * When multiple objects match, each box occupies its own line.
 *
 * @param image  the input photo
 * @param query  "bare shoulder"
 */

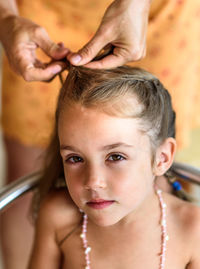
xmin=180 ymin=201 xmax=200 ymax=268
xmin=167 ymin=193 xmax=200 ymax=235
xmin=38 ymin=189 xmax=82 ymax=239
xmin=29 ymin=190 xmax=81 ymax=268
xmin=166 ymin=193 xmax=200 ymax=268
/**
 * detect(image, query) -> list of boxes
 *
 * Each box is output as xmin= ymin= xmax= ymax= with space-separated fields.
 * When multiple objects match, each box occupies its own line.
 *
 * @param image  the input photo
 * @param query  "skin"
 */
xmin=59 ymin=105 xmax=159 ymax=227
xmin=0 ymin=0 xmax=151 ymax=267
xmin=0 ymin=13 xmax=69 ymax=81
xmin=28 ymin=104 xmax=200 ymax=268
xmin=0 ymin=0 xmax=152 ymax=81
xmin=67 ymin=0 xmax=151 ymax=69
xmin=0 ymin=138 xmax=43 ymax=269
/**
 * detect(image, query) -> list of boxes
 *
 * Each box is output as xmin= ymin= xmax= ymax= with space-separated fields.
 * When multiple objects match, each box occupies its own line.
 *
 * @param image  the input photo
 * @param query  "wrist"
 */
xmin=0 ymin=0 xmax=18 ymax=20
xmin=0 ymin=14 xmax=18 ymax=41
xmin=0 ymin=4 xmax=18 ymax=22
xmin=117 ymin=0 xmax=152 ymax=4
xmin=116 ymin=0 xmax=152 ymax=13
xmin=117 ymin=0 xmax=152 ymax=9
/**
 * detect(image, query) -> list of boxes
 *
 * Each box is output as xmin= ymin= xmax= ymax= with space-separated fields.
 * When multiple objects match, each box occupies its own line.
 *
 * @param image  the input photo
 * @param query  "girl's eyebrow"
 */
xmin=60 ymin=145 xmax=79 ymax=151
xmin=101 ymin=142 xmax=134 ymax=151
xmin=60 ymin=142 xmax=134 ymax=152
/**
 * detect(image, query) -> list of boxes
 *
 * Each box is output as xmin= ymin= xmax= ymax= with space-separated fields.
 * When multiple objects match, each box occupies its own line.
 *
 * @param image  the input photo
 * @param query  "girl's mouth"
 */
xmin=86 ymin=199 xmax=115 ymax=209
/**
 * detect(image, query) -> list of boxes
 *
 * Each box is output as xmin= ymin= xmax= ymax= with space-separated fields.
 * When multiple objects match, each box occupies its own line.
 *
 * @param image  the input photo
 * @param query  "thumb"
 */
xmin=68 ymin=34 xmax=108 ymax=66
xmin=33 ymin=28 xmax=69 ymax=60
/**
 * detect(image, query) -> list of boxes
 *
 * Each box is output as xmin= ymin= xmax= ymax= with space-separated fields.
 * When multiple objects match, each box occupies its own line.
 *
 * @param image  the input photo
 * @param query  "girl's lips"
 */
xmin=86 ymin=200 xmax=115 ymax=210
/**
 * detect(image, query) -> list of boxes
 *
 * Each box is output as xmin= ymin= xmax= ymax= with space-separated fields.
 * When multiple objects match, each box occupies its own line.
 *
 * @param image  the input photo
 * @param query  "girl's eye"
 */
xmin=107 ymin=154 xmax=125 ymax=162
xmin=65 ymin=156 xmax=83 ymax=164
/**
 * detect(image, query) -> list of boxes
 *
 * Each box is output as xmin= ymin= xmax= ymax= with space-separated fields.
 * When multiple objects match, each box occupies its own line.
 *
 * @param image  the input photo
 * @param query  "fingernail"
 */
xmin=71 ymin=54 xmax=82 ymax=64
xmin=57 ymin=42 xmax=65 ymax=48
xmin=52 ymin=65 xmax=62 ymax=74
xmin=56 ymin=45 xmax=67 ymax=52
xmin=53 ymin=43 xmax=66 ymax=52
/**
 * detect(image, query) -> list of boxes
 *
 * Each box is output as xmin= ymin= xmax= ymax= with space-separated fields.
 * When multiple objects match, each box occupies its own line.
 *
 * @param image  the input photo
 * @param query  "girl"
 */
xmin=28 ymin=66 xmax=200 ymax=269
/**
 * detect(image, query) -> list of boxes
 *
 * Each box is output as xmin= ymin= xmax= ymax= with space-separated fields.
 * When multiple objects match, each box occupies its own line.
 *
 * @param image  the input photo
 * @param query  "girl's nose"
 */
xmin=84 ymin=166 xmax=107 ymax=190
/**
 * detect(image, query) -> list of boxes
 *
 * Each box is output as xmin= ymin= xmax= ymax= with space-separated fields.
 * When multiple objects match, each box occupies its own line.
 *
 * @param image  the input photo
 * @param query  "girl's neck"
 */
xmin=81 ymin=188 xmax=168 ymax=269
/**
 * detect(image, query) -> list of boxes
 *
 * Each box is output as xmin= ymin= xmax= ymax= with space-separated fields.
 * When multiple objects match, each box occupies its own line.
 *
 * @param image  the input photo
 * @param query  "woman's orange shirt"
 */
xmin=1 ymin=0 xmax=200 ymax=148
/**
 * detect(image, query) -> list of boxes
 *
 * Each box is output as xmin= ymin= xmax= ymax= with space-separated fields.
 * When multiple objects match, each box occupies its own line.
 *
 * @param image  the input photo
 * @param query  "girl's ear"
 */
xmin=153 ymin=138 xmax=176 ymax=176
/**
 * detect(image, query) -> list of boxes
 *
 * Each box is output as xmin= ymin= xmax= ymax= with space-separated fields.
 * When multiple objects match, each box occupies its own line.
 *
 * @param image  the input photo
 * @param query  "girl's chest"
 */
xmin=60 ymin=227 xmax=188 ymax=269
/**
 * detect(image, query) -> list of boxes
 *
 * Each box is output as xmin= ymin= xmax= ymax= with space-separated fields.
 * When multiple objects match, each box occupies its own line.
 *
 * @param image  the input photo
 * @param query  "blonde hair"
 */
xmin=57 ymin=66 xmax=175 ymax=148
xmin=34 ymin=65 xmax=176 ymax=215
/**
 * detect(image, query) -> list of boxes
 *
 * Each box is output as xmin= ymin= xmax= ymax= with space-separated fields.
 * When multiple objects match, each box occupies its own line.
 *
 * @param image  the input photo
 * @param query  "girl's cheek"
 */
xmin=64 ymin=168 xmax=86 ymax=192
xmin=66 ymin=180 xmax=83 ymax=203
xmin=108 ymin=163 xmax=132 ymax=177
xmin=64 ymin=164 xmax=83 ymax=177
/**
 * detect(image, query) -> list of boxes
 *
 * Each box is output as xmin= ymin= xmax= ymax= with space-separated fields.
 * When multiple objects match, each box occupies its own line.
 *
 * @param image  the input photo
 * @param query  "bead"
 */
xmin=157 ymin=189 xmax=162 ymax=195
xmin=85 ymin=246 xmax=91 ymax=254
xmin=86 ymin=256 xmax=90 ymax=262
xmin=161 ymin=219 xmax=166 ymax=226
xmin=172 ymin=181 xmax=182 ymax=191
xmin=80 ymin=233 xmax=85 ymax=238
xmin=81 ymin=190 xmax=168 ymax=269
xmin=81 ymin=214 xmax=91 ymax=269
xmin=156 ymin=189 xmax=168 ymax=269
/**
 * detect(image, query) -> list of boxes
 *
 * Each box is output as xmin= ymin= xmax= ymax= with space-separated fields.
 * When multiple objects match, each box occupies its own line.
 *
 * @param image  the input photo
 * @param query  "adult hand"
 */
xmin=68 ymin=0 xmax=151 ymax=69
xmin=0 ymin=15 xmax=69 ymax=81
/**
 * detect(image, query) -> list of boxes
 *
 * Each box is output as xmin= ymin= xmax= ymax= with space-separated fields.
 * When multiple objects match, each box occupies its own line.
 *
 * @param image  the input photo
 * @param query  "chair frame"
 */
xmin=0 ymin=171 xmax=40 ymax=211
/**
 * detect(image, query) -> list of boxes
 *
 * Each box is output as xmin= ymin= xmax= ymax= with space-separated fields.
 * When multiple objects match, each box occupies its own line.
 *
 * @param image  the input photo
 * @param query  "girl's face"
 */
xmin=58 ymin=104 xmax=157 ymax=227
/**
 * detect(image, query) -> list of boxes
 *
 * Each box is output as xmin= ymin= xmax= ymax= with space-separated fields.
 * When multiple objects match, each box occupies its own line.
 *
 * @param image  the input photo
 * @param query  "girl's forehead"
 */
xmin=58 ymin=104 xmax=151 ymax=148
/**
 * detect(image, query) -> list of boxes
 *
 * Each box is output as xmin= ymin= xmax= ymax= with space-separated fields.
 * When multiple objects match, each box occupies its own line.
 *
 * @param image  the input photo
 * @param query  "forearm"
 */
xmin=116 ymin=0 xmax=153 ymax=15
xmin=0 ymin=0 xmax=19 ymax=42
xmin=0 ymin=0 xmax=18 ymax=20
xmin=117 ymin=0 xmax=153 ymax=7
xmin=118 ymin=0 xmax=152 ymax=5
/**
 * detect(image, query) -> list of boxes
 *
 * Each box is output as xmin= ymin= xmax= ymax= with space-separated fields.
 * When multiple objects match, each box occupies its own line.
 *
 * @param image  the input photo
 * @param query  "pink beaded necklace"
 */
xmin=80 ymin=189 xmax=168 ymax=269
